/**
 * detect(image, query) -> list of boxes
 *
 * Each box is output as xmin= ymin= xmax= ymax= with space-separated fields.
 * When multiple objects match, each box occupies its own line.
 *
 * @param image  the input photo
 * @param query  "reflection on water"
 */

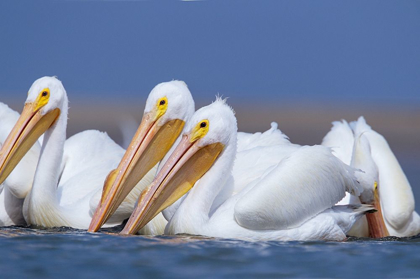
xmin=1 ymin=226 xmax=420 ymax=278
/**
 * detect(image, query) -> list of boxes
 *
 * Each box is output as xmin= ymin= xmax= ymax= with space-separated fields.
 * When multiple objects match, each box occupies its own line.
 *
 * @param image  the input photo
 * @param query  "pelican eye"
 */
xmin=190 ymin=119 xmax=209 ymax=142
xmin=155 ymin=97 xmax=168 ymax=119
xmin=33 ymin=88 xmax=51 ymax=112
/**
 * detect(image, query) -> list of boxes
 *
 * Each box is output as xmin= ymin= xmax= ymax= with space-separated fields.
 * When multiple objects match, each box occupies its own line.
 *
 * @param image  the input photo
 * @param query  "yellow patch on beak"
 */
xmin=190 ymin=119 xmax=209 ymax=142
xmin=155 ymin=97 xmax=168 ymax=120
xmin=34 ymin=88 xmax=51 ymax=112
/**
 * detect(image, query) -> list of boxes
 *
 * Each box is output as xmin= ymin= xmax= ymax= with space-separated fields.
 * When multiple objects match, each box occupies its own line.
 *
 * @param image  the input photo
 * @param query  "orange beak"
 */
xmin=120 ymin=135 xmax=224 ymax=235
xmin=88 ymin=111 xmax=185 ymax=232
xmin=0 ymin=102 xmax=60 ymax=184
xmin=365 ymin=186 xmax=389 ymax=238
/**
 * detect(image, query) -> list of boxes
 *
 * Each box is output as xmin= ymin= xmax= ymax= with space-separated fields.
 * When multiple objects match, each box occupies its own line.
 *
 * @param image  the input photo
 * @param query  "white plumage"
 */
xmin=236 ymin=122 xmax=292 ymax=152
xmin=87 ymin=79 xmax=195 ymax=232
xmin=0 ymin=102 xmax=40 ymax=226
xmin=321 ymin=119 xmax=369 ymax=236
xmin=323 ymin=116 xmax=420 ymax=237
xmin=0 ymin=77 xmax=165 ymax=232
xmin=233 ymin=145 xmax=361 ymax=231
xmin=123 ymin=99 xmax=373 ymax=241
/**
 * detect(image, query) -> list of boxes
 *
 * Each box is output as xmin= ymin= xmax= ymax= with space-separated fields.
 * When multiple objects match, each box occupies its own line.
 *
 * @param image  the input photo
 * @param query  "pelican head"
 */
xmin=351 ymin=133 xmax=378 ymax=204
xmin=0 ymin=76 xmax=64 ymax=185
xmin=120 ymin=98 xmax=236 ymax=235
xmin=88 ymin=80 xmax=195 ymax=232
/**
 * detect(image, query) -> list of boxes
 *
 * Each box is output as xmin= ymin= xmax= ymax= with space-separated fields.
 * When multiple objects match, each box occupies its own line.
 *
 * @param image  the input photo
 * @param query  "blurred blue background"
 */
xmin=1 ymin=0 xmax=419 ymax=103
xmin=0 ymin=0 xmax=419 ymax=150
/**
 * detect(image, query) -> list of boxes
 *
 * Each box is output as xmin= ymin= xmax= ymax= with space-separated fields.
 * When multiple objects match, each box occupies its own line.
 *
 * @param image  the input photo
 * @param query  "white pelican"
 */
xmin=89 ymin=82 xmax=305 ymax=231
xmin=322 ymin=119 xmax=372 ymax=237
xmin=159 ymin=121 xmax=305 ymax=222
xmin=120 ymin=98 xmax=375 ymax=241
xmin=0 ymin=102 xmax=40 ymax=226
xmin=322 ymin=117 xmax=420 ymax=237
xmin=0 ymin=77 xmax=185 ymax=231
xmin=88 ymin=79 xmax=195 ymax=232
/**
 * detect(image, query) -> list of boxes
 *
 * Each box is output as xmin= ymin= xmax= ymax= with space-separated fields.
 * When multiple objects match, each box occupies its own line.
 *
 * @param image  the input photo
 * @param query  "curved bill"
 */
xmin=365 ymin=187 xmax=389 ymax=238
xmin=0 ymin=103 xmax=60 ymax=184
xmin=88 ymin=113 xmax=185 ymax=232
xmin=120 ymin=135 xmax=224 ymax=235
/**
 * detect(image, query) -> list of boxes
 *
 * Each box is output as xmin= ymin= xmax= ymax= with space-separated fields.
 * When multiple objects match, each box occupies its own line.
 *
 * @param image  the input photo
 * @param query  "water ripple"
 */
xmin=1 ymin=227 xmax=419 ymax=278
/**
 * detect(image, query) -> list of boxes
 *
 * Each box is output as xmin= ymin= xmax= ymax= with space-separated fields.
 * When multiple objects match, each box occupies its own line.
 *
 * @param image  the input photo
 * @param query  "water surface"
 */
xmin=2 ymin=156 xmax=420 ymax=278
xmin=1 ymin=226 xmax=419 ymax=278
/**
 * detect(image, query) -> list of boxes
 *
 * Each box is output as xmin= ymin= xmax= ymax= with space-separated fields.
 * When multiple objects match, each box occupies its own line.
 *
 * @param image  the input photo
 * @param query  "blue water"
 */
xmin=1 ymin=158 xmax=420 ymax=278
xmin=1 ymin=226 xmax=419 ymax=278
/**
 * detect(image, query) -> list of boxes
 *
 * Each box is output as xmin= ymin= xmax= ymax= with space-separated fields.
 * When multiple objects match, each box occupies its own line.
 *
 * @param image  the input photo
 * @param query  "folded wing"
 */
xmin=234 ymin=145 xmax=362 ymax=230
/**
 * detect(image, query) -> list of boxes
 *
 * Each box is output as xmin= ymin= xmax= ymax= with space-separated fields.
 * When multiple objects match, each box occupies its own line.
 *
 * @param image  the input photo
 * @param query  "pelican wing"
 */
xmin=233 ymin=145 xmax=362 ymax=230
xmin=232 ymin=144 xmax=300 ymax=195
xmin=57 ymin=130 xmax=125 ymax=206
